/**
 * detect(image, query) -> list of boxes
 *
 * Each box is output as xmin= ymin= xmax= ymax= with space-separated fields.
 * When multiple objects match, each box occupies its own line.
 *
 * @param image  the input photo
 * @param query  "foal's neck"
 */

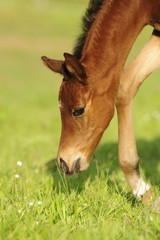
xmin=81 ymin=0 xmax=149 ymax=84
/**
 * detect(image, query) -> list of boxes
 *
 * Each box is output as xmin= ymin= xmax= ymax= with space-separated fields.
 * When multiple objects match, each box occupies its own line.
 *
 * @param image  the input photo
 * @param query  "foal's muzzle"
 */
xmin=60 ymin=157 xmax=81 ymax=175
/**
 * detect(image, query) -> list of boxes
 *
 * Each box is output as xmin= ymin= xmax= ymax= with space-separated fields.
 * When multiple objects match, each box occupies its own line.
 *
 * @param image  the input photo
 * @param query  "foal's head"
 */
xmin=42 ymin=53 xmax=114 ymax=175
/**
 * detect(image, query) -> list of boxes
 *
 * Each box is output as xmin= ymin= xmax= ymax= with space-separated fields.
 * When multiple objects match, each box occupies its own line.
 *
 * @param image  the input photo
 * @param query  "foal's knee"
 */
xmin=119 ymin=156 xmax=140 ymax=174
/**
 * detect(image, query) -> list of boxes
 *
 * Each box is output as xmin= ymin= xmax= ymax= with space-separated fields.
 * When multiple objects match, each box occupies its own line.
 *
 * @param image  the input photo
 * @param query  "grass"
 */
xmin=0 ymin=0 xmax=160 ymax=239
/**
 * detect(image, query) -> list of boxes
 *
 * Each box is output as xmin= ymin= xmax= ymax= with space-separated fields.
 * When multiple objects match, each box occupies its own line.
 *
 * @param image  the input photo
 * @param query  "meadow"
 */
xmin=0 ymin=0 xmax=160 ymax=239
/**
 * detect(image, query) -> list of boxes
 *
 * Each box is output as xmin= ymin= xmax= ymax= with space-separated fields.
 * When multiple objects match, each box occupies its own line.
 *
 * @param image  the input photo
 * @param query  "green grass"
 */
xmin=0 ymin=1 xmax=160 ymax=239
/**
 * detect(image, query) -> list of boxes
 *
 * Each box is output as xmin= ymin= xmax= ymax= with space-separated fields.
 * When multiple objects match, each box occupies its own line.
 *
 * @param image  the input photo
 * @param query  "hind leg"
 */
xmin=116 ymin=32 xmax=160 ymax=198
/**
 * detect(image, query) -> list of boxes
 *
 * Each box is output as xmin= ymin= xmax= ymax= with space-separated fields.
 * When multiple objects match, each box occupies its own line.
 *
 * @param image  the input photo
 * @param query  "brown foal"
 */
xmin=42 ymin=0 xmax=160 ymax=198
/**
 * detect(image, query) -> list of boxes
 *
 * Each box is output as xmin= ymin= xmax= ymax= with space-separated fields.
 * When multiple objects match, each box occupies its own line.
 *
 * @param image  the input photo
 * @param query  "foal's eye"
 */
xmin=72 ymin=108 xmax=85 ymax=117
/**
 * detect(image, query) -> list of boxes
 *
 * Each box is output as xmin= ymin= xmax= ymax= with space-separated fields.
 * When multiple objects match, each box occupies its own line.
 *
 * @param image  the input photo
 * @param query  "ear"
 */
xmin=41 ymin=56 xmax=64 ymax=73
xmin=64 ymin=53 xmax=87 ymax=80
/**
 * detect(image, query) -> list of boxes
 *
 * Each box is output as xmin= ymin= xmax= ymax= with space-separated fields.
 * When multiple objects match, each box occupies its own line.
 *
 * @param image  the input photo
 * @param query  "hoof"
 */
xmin=142 ymin=188 xmax=153 ymax=204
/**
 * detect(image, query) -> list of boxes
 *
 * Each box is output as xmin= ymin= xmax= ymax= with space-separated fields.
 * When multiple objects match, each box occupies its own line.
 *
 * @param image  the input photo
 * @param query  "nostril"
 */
xmin=74 ymin=158 xmax=81 ymax=173
xmin=60 ymin=158 xmax=68 ymax=173
xmin=59 ymin=157 xmax=81 ymax=175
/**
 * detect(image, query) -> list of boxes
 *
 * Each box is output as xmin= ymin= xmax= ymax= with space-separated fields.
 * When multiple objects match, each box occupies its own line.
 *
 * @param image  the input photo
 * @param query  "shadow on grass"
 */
xmin=95 ymin=137 xmax=160 ymax=186
xmin=45 ymin=137 xmax=160 ymax=195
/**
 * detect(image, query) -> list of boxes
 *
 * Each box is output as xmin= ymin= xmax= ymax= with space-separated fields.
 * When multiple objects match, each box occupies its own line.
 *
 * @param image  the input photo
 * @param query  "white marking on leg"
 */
xmin=133 ymin=179 xmax=150 ymax=198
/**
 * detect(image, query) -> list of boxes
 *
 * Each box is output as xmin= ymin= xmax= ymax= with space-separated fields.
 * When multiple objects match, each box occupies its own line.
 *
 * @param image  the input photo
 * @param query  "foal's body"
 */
xmin=42 ymin=0 xmax=160 ymax=198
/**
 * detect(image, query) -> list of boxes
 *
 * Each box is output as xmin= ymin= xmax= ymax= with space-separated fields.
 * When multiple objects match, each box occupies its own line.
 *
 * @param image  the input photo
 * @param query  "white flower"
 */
xmin=149 ymin=216 xmax=153 ymax=221
xmin=14 ymin=174 xmax=20 ymax=178
xmin=17 ymin=161 xmax=23 ymax=166
xmin=37 ymin=201 xmax=42 ymax=205
xmin=28 ymin=202 xmax=34 ymax=206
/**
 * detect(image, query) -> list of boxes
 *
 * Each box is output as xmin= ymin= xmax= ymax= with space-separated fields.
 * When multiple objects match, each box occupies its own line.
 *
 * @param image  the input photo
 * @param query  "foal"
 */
xmin=42 ymin=0 xmax=160 ymax=199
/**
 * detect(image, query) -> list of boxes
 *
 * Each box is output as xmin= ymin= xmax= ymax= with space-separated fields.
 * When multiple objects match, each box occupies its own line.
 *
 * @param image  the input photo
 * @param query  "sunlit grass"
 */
xmin=0 ymin=1 xmax=160 ymax=239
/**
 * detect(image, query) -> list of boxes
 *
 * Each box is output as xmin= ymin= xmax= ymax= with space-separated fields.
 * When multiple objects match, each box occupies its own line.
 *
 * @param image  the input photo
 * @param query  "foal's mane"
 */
xmin=73 ymin=0 xmax=103 ymax=59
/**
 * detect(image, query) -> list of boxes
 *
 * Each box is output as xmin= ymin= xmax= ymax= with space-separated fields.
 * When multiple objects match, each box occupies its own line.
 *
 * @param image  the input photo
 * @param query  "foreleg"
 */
xmin=116 ymin=32 xmax=160 ymax=198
